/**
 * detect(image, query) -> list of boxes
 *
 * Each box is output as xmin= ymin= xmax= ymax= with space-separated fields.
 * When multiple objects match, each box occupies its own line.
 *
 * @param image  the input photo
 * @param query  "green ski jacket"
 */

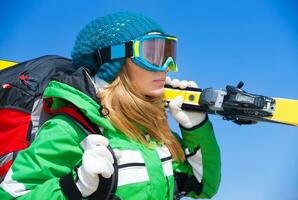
xmin=0 ymin=80 xmax=221 ymax=200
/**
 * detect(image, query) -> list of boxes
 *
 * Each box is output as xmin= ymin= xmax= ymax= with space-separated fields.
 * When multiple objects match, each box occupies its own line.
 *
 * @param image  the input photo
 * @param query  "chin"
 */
xmin=146 ymin=87 xmax=165 ymax=97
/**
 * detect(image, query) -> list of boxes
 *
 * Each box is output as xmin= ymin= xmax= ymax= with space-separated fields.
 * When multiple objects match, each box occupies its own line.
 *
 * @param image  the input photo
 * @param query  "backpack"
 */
xmin=0 ymin=55 xmax=119 ymax=200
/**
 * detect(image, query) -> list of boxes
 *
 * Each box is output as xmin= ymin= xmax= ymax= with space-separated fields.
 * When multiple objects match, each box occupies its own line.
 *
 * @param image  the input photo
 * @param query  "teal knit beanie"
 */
xmin=71 ymin=12 xmax=164 ymax=83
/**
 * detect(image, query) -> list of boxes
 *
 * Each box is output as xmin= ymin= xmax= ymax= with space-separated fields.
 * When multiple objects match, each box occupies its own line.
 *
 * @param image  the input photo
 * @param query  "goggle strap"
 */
xmin=95 ymin=41 xmax=133 ymax=67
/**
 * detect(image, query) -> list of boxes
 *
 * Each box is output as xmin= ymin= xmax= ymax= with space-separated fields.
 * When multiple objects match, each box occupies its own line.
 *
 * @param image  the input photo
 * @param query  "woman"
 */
xmin=0 ymin=12 xmax=221 ymax=199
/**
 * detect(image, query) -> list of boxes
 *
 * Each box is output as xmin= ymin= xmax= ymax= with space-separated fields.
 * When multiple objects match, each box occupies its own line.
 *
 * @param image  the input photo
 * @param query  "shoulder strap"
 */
xmin=51 ymin=106 xmax=97 ymax=134
xmin=52 ymin=106 xmax=119 ymax=200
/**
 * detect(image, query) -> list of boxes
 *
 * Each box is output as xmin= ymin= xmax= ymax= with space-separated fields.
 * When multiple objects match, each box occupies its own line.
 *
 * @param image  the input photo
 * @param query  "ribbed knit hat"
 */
xmin=71 ymin=12 xmax=164 ymax=83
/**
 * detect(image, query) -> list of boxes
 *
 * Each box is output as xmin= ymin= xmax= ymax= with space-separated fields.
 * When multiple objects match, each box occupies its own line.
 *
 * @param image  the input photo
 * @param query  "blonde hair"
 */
xmin=98 ymin=64 xmax=185 ymax=162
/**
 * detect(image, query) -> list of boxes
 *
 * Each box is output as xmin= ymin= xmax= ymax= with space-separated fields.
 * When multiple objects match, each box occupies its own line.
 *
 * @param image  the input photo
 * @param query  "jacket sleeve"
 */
xmin=172 ymin=117 xmax=221 ymax=199
xmin=0 ymin=115 xmax=86 ymax=200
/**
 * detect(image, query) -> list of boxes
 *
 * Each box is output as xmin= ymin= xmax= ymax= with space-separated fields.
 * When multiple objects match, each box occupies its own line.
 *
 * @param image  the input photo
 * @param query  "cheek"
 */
xmin=136 ymin=74 xmax=166 ymax=97
xmin=126 ymin=61 xmax=166 ymax=97
xmin=130 ymin=66 xmax=153 ymax=84
xmin=134 ymin=73 xmax=153 ymax=90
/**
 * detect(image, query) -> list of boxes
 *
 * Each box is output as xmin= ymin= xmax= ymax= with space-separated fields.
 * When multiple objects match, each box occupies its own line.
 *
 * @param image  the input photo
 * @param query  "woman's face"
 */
xmin=125 ymin=58 xmax=168 ymax=97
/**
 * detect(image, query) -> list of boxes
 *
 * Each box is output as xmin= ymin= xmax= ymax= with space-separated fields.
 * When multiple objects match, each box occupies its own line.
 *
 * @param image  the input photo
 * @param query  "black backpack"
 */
xmin=0 ymin=55 xmax=119 ymax=200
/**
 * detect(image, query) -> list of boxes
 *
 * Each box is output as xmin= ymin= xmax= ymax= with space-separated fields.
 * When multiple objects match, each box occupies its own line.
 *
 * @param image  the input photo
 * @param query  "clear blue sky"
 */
xmin=1 ymin=1 xmax=297 ymax=199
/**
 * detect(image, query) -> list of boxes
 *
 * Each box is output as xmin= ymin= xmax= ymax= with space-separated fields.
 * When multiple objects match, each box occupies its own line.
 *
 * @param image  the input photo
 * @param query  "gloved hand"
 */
xmin=76 ymin=135 xmax=121 ymax=197
xmin=166 ymin=77 xmax=207 ymax=129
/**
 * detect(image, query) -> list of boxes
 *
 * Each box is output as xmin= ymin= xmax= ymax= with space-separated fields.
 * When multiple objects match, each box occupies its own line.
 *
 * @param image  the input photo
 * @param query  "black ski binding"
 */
xmin=223 ymin=81 xmax=275 ymax=117
xmin=199 ymin=81 xmax=276 ymax=125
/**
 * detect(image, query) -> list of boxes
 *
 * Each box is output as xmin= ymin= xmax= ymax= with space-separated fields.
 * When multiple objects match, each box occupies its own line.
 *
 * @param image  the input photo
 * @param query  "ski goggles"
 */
xmin=95 ymin=34 xmax=178 ymax=72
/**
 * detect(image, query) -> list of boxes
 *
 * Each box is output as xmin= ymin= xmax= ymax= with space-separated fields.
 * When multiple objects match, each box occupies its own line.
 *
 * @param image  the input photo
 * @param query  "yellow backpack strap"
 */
xmin=0 ymin=60 xmax=17 ymax=70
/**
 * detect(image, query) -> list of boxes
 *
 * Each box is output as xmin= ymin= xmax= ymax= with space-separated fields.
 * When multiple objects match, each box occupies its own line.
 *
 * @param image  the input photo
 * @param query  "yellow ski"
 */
xmin=164 ymin=84 xmax=298 ymax=126
xmin=269 ymin=98 xmax=298 ymax=126
xmin=1 ymin=59 xmax=297 ymax=126
xmin=0 ymin=60 xmax=17 ymax=70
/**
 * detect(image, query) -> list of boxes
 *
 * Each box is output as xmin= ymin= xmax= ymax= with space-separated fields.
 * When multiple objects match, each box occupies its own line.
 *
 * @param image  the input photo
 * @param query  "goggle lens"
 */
xmin=141 ymin=38 xmax=176 ymax=68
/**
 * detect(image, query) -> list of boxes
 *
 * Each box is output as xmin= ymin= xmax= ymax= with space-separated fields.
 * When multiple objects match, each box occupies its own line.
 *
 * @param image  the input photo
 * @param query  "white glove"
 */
xmin=76 ymin=135 xmax=121 ymax=197
xmin=166 ymin=77 xmax=207 ymax=129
